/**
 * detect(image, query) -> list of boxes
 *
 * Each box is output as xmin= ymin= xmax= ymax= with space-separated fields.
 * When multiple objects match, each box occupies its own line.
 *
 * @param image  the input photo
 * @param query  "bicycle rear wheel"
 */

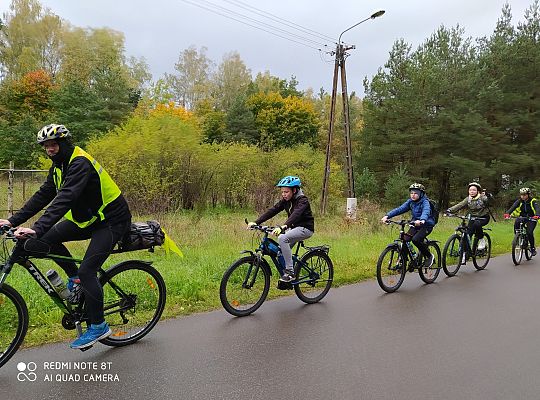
xmin=418 ymin=242 xmax=441 ymax=284
xmin=0 ymin=284 xmax=28 ymax=369
xmin=472 ymin=234 xmax=491 ymax=270
xmin=220 ymin=256 xmax=270 ymax=317
xmin=442 ymin=234 xmax=463 ymax=277
xmin=294 ymin=250 xmax=333 ymax=304
xmin=376 ymin=245 xmax=406 ymax=293
xmin=525 ymin=246 xmax=532 ymax=261
xmin=98 ymin=261 xmax=166 ymax=347
xmin=511 ymin=234 xmax=524 ymax=265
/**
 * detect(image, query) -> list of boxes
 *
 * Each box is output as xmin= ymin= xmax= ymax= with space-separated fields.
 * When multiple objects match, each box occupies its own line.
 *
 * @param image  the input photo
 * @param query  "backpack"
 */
xmin=428 ymin=198 xmax=439 ymax=224
xmin=119 ymin=220 xmax=165 ymax=252
xmin=410 ymin=198 xmax=439 ymax=224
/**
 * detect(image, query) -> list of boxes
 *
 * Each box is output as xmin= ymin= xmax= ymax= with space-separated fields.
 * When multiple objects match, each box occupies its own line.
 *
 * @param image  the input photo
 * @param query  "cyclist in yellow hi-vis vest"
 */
xmin=0 ymin=124 xmax=132 ymax=349
xmin=504 ymin=187 xmax=539 ymax=256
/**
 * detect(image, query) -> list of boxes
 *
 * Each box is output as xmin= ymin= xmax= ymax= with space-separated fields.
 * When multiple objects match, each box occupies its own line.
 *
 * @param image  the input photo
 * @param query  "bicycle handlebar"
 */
xmin=444 ymin=213 xmax=484 ymax=221
xmin=385 ymin=219 xmax=415 ymax=228
xmin=0 ymin=225 xmax=26 ymax=240
xmin=244 ymin=218 xmax=276 ymax=233
xmin=507 ymin=216 xmax=538 ymax=222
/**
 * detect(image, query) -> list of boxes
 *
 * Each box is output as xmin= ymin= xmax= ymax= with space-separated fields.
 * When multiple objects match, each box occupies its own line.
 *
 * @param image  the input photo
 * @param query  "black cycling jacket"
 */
xmin=506 ymin=198 xmax=539 ymax=218
xmin=256 ymin=193 xmax=315 ymax=232
xmin=8 ymin=146 xmax=131 ymax=237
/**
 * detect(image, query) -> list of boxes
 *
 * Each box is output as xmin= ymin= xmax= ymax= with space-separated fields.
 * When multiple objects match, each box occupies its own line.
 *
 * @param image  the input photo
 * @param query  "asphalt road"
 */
xmin=2 ymin=254 xmax=540 ymax=400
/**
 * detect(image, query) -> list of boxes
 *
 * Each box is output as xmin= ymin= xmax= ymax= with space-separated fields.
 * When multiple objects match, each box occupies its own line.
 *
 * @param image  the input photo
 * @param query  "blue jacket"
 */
xmin=386 ymin=195 xmax=435 ymax=227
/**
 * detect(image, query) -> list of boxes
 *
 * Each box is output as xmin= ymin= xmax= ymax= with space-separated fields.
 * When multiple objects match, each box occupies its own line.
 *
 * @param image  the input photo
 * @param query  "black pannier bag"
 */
xmin=119 ymin=220 xmax=165 ymax=252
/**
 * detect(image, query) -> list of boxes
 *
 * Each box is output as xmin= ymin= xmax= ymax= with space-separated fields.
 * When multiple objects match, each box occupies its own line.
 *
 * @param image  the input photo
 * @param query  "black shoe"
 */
xmin=532 ymin=248 xmax=537 ymax=257
xmin=422 ymin=253 xmax=435 ymax=268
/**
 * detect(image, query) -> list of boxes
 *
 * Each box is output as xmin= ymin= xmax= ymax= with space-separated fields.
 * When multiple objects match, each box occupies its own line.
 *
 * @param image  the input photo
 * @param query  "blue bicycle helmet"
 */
xmin=276 ymin=175 xmax=301 ymax=188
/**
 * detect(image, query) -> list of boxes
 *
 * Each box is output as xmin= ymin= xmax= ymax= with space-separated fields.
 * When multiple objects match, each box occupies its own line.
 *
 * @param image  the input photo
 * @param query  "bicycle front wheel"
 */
xmin=376 ymin=245 xmax=406 ymax=293
xmin=220 ymin=256 xmax=270 ymax=317
xmin=294 ymin=250 xmax=333 ymax=304
xmin=472 ymin=234 xmax=491 ymax=270
xmin=442 ymin=234 xmax=462 ymax=277
xmin=0 ymin=284 xmax=28 ymax=369
xmin=418 ymin=242 xmax=442 ymax=284
xmin=512 ymin=234 xmax=524 ymax=265
xmin=98 ymin=261 xmax=166 ymax=347
xmin=524 ymin=237 xmax=532 ymax=261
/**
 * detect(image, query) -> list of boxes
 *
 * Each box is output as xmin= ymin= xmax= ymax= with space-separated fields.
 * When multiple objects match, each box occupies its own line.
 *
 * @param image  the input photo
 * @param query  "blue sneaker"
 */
xmin=70 ymin=322 xmax=111 ymax=349
xmin=67 ymin=276 xmax=80 ymax=291
xmin=67 ymin=276 xmax=82 ymax=304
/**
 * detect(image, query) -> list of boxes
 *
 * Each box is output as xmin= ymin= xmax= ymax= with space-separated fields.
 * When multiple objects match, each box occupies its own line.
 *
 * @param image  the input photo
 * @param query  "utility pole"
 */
xmin=320 ymin=10 xmax=385 ymax=216
xmin=320 ymin=44 xmax=340 ymax=215
xmin=320 ymin=43 xmax=356 ymax=215
xmin=340 ymin=45 xmax=355 ymax=199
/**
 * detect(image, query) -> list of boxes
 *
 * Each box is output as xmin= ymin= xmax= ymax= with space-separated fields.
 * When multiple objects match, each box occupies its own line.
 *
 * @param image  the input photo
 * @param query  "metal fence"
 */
xmin=0 ymin=162 xmax=48 ymax=217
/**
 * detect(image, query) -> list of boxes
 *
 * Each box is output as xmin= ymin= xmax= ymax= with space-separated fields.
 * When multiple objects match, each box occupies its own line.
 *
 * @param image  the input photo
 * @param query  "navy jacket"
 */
xmin=386 ymin=195 xmax=435 ymax=227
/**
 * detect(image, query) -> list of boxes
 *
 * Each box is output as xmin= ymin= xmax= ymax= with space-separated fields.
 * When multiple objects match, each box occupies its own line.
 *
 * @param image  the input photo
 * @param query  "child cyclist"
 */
xmin=445 ymin=182 xmax=490 ymax=260
xmin=247 ymin=176 xmax=314 ymax=283
xmin=381 ymin=183 xmax=435 ymax=268
xmin=504 ymin=187 xmax=539 ymax=256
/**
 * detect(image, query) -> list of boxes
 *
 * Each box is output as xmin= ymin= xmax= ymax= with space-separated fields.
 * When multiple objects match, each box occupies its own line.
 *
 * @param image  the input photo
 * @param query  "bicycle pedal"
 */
xmin=277 ymin=281 xmax=293 ymax=290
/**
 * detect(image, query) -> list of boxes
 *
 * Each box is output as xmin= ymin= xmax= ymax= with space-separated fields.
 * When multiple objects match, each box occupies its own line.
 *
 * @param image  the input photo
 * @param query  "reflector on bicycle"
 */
xmin=146 ymin=277 xmax=155 ymax=289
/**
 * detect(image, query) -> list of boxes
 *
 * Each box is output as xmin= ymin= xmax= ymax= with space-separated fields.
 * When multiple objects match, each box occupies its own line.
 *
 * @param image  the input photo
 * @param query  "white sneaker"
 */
xmin=279 ymin=269 xmax=295 ymax=283
xmin=477 ymin=238 xmax=486 ymax=251
xmin=461 ymin=253 xmax=467 ymax=265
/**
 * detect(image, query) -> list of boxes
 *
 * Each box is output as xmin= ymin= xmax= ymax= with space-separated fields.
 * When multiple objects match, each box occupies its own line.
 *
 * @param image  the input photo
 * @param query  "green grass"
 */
xmin=2 ymin=210 xmax=518 ymax=347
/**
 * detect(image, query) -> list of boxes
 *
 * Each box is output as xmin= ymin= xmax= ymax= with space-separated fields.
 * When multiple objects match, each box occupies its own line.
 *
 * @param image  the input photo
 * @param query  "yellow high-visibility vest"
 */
xmin=53 ymin=146 xmax=121 ymax=228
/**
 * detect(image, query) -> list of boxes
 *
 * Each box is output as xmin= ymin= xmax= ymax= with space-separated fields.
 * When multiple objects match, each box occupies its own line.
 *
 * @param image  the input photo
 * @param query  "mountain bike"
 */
xmin=510 ymin=217 xmax=536 ymax=265
xmin=442 ymin=214 xmax=491 ymax=276
xmin=0 ymin=225 xmax=166 ymax=369
xmin=376 ymin=220 xmax=441 ymax=293
xmin=220 ymin=223 xmax=333 ymax=317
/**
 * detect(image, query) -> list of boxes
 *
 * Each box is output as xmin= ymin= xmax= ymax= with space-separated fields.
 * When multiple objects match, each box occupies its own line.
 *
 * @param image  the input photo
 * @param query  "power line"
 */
xmin=191 ymin=0 xmax=329 ymax=48
xmin=221 ymin=0 xmax=336 ymax=44
xmin=179 ymin=0 xmax=327 ymax=51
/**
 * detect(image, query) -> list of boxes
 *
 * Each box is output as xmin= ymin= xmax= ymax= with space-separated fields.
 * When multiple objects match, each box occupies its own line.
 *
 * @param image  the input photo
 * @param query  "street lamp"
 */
xmin=320 ymin=10 xmax=385 ymax=217
xmin=338 ymin=10 xmax=385 ymax=44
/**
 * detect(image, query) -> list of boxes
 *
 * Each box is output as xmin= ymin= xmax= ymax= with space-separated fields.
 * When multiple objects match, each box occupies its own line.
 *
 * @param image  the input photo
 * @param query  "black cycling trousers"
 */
xmin=514 ymin=217 xmax=537 ymax=249
xmin=26 ymin=219 xmax=130 ymax=325
xmin=465 ymin=216 xmax=490 ymax=252
xmin=405 ymin=225 xmax=433 ymax=257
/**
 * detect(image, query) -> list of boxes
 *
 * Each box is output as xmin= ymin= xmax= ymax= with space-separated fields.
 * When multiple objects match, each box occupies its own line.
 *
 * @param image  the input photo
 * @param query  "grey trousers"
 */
xmin=278 ymin=227 xmax=314 ymax=270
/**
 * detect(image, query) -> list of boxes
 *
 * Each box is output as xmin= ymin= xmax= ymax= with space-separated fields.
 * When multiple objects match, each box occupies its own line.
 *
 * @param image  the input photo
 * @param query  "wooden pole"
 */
xmin=320 ymin=44 xmax=341 ymax=215
xmin=7 ymin=161 xmax=14 ymax=217
xmin=340 ymin=51 xmax=355 ymax=199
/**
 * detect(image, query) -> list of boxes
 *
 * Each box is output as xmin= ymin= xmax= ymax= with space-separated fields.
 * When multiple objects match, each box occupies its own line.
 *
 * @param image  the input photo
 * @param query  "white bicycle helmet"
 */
xmin=37 ymin=124 xmax=71 ymax=144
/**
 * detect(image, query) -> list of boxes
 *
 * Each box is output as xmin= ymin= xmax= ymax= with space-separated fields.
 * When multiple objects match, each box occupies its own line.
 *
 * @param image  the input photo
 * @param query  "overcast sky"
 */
xmin=1 ymin=0 xmax=534 ymax=94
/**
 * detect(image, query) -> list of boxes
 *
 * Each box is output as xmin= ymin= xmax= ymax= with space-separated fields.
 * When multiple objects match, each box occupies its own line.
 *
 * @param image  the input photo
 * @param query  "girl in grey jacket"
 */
xmin=446 ymin=182 xmax=490 ymax=257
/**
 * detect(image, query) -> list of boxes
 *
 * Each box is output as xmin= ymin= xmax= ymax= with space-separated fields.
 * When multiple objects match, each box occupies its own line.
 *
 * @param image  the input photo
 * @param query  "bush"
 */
xmin=87 ymin=105 xmax=345 ymax=214
xmin=356 ymin=167 xmax=378 ymax=199
xmin=384 ymin=164 xmax=411 ymax=207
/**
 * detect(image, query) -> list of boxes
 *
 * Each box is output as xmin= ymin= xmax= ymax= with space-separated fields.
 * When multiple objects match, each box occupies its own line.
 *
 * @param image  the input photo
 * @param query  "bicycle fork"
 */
xmin=243 ymin=255 xmax=262 ymax=289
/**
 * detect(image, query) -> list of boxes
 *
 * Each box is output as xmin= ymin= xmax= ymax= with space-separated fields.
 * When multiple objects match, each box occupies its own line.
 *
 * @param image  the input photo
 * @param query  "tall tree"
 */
xmin=211 ymin=51 xmax=251 ymax=112
xmin=168 ymin=45 xmax=213 ymax=109
xmin=247 ymin=91 xmax=320 ymax=151
xmin=0 ymin=0 xmax=63 ymax=80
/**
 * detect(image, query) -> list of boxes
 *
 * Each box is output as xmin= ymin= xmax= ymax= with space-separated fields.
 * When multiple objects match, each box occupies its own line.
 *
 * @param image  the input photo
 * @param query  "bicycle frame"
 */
xmin=448 ymin=214 xmax=490 ymax=254
xmin=513 ymin=217 xmax=536 ymax=237
xmin=243 ymin=224 xmax=329 ymax=287
xmin=511 ymin=217 xmax=536 ymax=250
xmin=386 ymin=220 xmax=421 ymax=269
xmin=0 ymin=229 xmax=151 ymax=335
